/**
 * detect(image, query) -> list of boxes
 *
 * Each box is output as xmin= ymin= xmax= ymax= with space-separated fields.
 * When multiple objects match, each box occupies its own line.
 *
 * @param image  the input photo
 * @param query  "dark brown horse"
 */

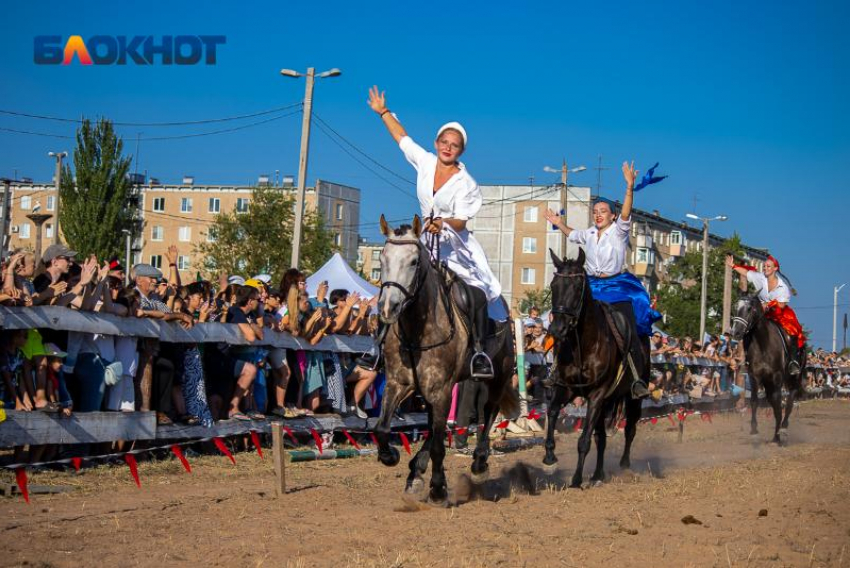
xmin=543 ymin=249 xmax=645 ymax=488
xmin=729 ymin=294 xmax=802 ymax=444
xmin=373 ymin=215 xmax=517 ymax=503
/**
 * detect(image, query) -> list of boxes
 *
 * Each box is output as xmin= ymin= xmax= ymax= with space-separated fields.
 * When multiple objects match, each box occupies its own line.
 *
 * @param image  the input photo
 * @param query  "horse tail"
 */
xmin=498 ymin=385 xmax=520 ymax=419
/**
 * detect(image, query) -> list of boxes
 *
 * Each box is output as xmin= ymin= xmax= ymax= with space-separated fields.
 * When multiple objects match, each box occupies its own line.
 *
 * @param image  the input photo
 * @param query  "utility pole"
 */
xmin=544 ymin=161 xmax=586 ymax=258
xmin=123 ymin=229 xmax=132 ymax=286
xmin=48 ymin=151 xmax=67 ymax=244
xmin=0 ymin=179 xmax=11 ymax=258
xmin=281 ymin=66 xmax=341 ymax=269
xmin=687 ymin=213 xmax=728 ymax=342
xmin=834 ymin=283 xmax=847 ymax=352
xmin=722 ymin=260 xmax=732 ymax=333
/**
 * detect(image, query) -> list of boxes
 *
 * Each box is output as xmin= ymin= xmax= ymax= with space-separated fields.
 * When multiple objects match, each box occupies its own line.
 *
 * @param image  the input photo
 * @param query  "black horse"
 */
xmin=373 ymin=215 xmax=517 ymax=503
xmin=543 ymin=249 xmax=645 ymax=488
xmin=729 ymin=295 xmax=802 ymax=444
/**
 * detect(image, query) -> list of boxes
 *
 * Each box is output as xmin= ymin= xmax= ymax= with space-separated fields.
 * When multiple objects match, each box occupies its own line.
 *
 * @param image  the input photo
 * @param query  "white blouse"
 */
xmin=746 ymin=271 xmax=791 ymax=304
xmin=397 ymin=136 xmax=502 ymax=305
xmin=568 ymin=216 xmax=631 ymax=277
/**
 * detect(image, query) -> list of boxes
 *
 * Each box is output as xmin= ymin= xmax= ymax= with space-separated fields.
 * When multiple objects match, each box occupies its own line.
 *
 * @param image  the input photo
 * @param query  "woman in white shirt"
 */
xmin=727 ymin=254 xmax=805 ymax=374
xmin=368 ymin=86 xmax=503 ymax=378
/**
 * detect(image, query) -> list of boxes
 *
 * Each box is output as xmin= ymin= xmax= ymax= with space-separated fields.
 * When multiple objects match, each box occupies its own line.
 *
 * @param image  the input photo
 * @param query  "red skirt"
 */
xmin=765 ymin=302 xmax=805 ymax=348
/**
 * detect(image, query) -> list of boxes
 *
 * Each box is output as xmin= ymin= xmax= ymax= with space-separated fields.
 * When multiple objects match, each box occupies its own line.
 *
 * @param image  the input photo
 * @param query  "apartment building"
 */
xmin=5 ymin=178 xmax=361 ymax=273
xmin=356 ymin=241 xmax=383 ymax=284
xmin=467 ymin=184 xmax=592 ymax=311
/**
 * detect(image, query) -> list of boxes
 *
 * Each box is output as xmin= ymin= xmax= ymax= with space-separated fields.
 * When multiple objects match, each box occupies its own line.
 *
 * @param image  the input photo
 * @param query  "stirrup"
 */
xmin=630 ymin=380 xmax=650 ymax=400
xmin=470 ymin=351 xmax=494 ymax=379
xmin=788 ymin=360 xmax=801 ymax=376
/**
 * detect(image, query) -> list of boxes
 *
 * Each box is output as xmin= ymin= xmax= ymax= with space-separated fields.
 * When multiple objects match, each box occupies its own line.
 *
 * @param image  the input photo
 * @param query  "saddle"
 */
xmin=598 ymin=301 xmax=646 ymax=381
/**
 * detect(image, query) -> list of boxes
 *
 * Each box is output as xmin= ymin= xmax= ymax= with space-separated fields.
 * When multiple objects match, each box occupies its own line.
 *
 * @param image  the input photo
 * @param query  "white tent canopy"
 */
xmin=305 ymin=253 xmax=380 ymax=299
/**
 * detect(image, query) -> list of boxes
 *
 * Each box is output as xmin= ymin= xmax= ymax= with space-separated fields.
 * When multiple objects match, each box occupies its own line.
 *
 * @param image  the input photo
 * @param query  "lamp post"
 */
xmin=834 ymin=283 xmax=847 ymax=353
xmin=544 ymin=161 xmax=586 ymax=257
xmin=280 ymin=66 xmax=341 ymax=269
xmin=48 ymin=151 xmax=67 ymax=244
xmin=26 ymin=212 xmax=53 ymax=260
xmin=686 ymin=212 xmax=728 ymax=343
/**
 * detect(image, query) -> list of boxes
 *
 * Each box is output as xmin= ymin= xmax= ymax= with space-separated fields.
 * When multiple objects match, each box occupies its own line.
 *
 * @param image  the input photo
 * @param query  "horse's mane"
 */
xmin=392 ymin=224 xmax=416 ymax=239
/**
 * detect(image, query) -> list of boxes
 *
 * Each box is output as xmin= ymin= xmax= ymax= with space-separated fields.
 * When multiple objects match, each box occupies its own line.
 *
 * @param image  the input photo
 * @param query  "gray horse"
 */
xmin=373 ymin=215 xmax=517 ymax=504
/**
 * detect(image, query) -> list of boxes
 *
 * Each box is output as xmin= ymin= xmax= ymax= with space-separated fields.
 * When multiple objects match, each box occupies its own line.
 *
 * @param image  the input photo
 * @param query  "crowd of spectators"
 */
xmin=804 ymin=348 xmax=850 ymax=398
xmin=0 ymin=244 xmax=383 ymax=439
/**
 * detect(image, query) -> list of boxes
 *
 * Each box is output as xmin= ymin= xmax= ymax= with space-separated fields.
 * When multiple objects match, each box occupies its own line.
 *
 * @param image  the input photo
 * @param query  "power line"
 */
xmin=0 ymin=102 xmax=302 ymax=127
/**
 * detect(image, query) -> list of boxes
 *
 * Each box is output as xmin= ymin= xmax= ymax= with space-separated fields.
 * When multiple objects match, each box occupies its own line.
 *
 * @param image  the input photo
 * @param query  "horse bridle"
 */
xmin=731 ymin=299 xmax=759 ymax=338
xmin=550 ymin=270 xmax=587 ymax=329
xmin=379 ymin=238 xmax=426 ymax=314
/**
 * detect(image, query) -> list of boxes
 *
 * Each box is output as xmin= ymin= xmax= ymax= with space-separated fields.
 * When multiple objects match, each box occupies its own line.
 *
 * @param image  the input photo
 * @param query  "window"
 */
xmin=180 ymin=197 xmax=193 ymax=213
xmin=236 ymin=198 xmax=250 ymax=213
xmin=371 ymin=268 xmax=381 ymax=281
xmin=636 ymin=247 xmax=649 ymax=264
xmin=178 ymin=226 xmax=191 ymax=242
xmin=45 ymin=223 xmax=54 ymax=239
xmin=152 ymin=197 xmax=165 ymax=212
xmin=670 ymin=231 xmax=682 ymax=246
xmin=47 ymin=195 xmax=55 ymax=211
xmin=335 ymin=203 xmax=344 ymax=220
xmin=178 ymin=255 xmax=190 ymax=270
xmin=20 ymin=196 xmax=31 ymax=210
xmin=150 ymin=255 xmax=162 ymax=269
xmin=523 ymin=206 xmax=538 ymax=223
xmin=208 ymin=198 xmax=220 ymax=213
xmin=151 ymin=226 xmax=164 ymax=241
xmin=521 ymin=267 xmax=536 ymax=285
xmin=206 ymin=228 xmax=217 ymax=243
xmin=20 ymin=223 xmax=31 ymax=239
xmin=522 ymin=237 xmax=537 ymax=253
xmin=334 ymin=233 xmax=342 ymax=247
xmin=371 ymin=250 xmax=380 ymax=261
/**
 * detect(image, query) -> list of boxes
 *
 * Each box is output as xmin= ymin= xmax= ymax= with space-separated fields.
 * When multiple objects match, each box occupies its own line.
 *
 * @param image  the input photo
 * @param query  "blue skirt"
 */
xmin=588 ymin=272 xmax=662 ymax=337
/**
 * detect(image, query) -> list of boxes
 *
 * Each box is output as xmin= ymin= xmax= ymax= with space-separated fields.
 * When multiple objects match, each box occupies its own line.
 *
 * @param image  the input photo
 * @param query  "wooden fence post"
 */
xmin=272 ymin=422 xmax=286 ymax=496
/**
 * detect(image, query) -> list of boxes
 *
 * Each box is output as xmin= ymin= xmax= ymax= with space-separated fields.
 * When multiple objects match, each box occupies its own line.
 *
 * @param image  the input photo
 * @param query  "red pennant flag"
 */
xmin=124 ymin=454 xmax=141 ymax=488
xmin=678 ymin=412 xmax=686 ymax=422
xmin=15 ymin=468 xmax=29 ymax=504
xmin=250 ymin=431 xmax=264 ymax=460
xmin=171 ymin=445 xmax=192 ymax=473
xmin=283 ymin=426 xmax=298 ymax=445
xmin=310 ymin=429 xmax=323 ymax=454
xmin=618 ymin=419 xmax=627 ymax=430
xmin=213 ymin=438 xmax=236 ymax=464
xmin=421 ymin=431 xmax=430 ymax=440
xmin=399 ymin=432 xmax=411 ymax=455
xmin=342 ymin=430 xmax=361 ymax=450
xmin=71 ymin=457 xmax=82 ymax=472
xmin=496 ymin=419 xmax=510 ymax=429
xmin=370 ymin=432 xmax=379 ymax=446
xmin=668 ymin=414 xmax=676 ymax=425
xmin=447 ymin=429 xmax=453 ymax=447
xmin=650 ymin=417 xmax=658 ymax=425
xmin=455 ymin=427 xmax=468 ymax=436
xmin=528 ymin=409 xmax=541 ymax=420
xmin=574 ymin=418 xmax=582 ymax=432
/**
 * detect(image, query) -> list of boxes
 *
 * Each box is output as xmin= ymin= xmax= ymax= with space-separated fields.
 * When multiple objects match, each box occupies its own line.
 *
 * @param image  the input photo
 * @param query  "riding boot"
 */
xmin=470 ymin=290 xmax=494 ymax=380
xmin=628 ymin=337 xmax=650 ymax=400
xmin=788 ymin=340 xmax=802 ymax=376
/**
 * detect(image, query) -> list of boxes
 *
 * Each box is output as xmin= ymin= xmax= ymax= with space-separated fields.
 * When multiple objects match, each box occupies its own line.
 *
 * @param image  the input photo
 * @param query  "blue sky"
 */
xmin=1 ymin=1 xmax=848 ymax=348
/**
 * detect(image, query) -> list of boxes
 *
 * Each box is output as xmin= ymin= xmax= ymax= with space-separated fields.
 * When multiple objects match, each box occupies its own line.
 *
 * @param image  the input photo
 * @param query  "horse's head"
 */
xmin=377 ymin=214 xmax=424 ymax=325
xmin=548 ymin=247 xmax=588 ymax=341
xmin=730 ymin=294 xmax=762 ymax=340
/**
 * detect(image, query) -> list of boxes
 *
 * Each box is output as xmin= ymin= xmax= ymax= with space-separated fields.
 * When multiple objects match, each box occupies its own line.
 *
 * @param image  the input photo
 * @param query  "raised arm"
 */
xmin=368 ymin=86 xmax=407 ymax=144
xmin=726 ymin=255 xmax=750 ymax=292
xmin=620 ymin=161 xmax=637 ymax=222
xmin=544 ymin=209 xmax=575 ymax=237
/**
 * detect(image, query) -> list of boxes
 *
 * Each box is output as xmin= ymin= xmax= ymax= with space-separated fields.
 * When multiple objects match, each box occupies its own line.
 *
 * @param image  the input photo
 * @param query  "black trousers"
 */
xmin=454 ymin=379 xmax=486 ymax=448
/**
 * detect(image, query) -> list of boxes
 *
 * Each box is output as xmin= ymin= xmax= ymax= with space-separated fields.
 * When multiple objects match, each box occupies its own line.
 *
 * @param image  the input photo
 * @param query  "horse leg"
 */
xmin=375 ymin=382 xmax=409 ymax=467
xmin=769 ymin=381 xmax=783 ymax=444
xmin=405 ymin=404 xmax=433 ymax=493
xmin=749 ymin=380 xmax=759 ymax=436
xmin=781 ymin=384 xmax=797 ymax=430
xmin=427 ymin=390 xmax=452 ymax=505
xmin=620 ymin=397 xmax=642 ymax=470
xmin=590 ymin=411 xmax=608 ymax=486
xmin=571 ymin=392 xmax=604 ymax=488
xmin=471 ymin=382 xmax=494 ymax=476
xmin=543 ymin=384 xmax=569 ymax=466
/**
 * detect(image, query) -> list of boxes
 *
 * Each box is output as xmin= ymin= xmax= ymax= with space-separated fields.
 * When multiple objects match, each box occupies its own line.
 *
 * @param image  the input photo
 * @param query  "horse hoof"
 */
xmin=405 ymin=477 xmax=425 ymax=494
xmin=542 ymin=454 xmax=558 ymax=467
xmin=591 ymin=478 xmax=604 ymax=488
xmin=471 ymin=470 xmax=489 ymax=484
xmin=428 ymin=488 xmax=449 ymax=505
xmin=778 ymin=430 xmax=789 ymax=446
xmin=569 ymin=480 xmax=583 ymax=489
xmin=471 ymin=460 xmax=489 ymax=476
xmin=619 ymin=459 xmax=631 ymax=470
xmin=378 ymin=447 xmax=400 ymax=467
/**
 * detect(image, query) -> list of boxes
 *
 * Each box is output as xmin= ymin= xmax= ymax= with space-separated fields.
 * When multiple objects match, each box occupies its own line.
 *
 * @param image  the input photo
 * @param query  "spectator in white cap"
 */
xmin=252 ymin=274 xmax=272 ymax=285
xmin=228 ymin=275 xmax=246 ymax=286
xmin=368 ymin=85 xmax=504 ymax=379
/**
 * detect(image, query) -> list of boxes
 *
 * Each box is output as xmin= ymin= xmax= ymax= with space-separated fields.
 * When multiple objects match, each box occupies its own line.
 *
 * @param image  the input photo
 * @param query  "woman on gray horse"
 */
xmin=368 ymin=85 xmax=502 ymax=379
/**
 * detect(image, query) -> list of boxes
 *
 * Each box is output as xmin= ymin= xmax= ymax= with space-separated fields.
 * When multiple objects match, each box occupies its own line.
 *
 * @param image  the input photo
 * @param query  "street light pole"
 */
xmin=687 ymin=212 xmax=728 ymax=343
xmin=834 ymin=283 xmax=847 ymax=353
xmin=544 ymin=162 xmax=585 ymax=258
xmin=48 ymin=151 xmax=67 ymax=244
xmin=281 ymin=66 xmax=340 ymax=270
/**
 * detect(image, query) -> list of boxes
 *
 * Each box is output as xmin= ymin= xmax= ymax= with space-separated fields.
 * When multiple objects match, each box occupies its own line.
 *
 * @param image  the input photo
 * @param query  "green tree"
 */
xmin=59 ymin=118 xmax=134 ymax=259
xmin=517 ymin=288 xmax=552 ymax=315
xmin=194 ymin=185 xmax=335 ymax=283
xmin=656 ymin=233 xmax=747 ymax=338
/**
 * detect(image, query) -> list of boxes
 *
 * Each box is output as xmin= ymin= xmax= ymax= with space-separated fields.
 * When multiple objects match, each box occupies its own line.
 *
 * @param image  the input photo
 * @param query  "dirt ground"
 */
xmin=1 ymin=399 xmax=849 ymax=568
